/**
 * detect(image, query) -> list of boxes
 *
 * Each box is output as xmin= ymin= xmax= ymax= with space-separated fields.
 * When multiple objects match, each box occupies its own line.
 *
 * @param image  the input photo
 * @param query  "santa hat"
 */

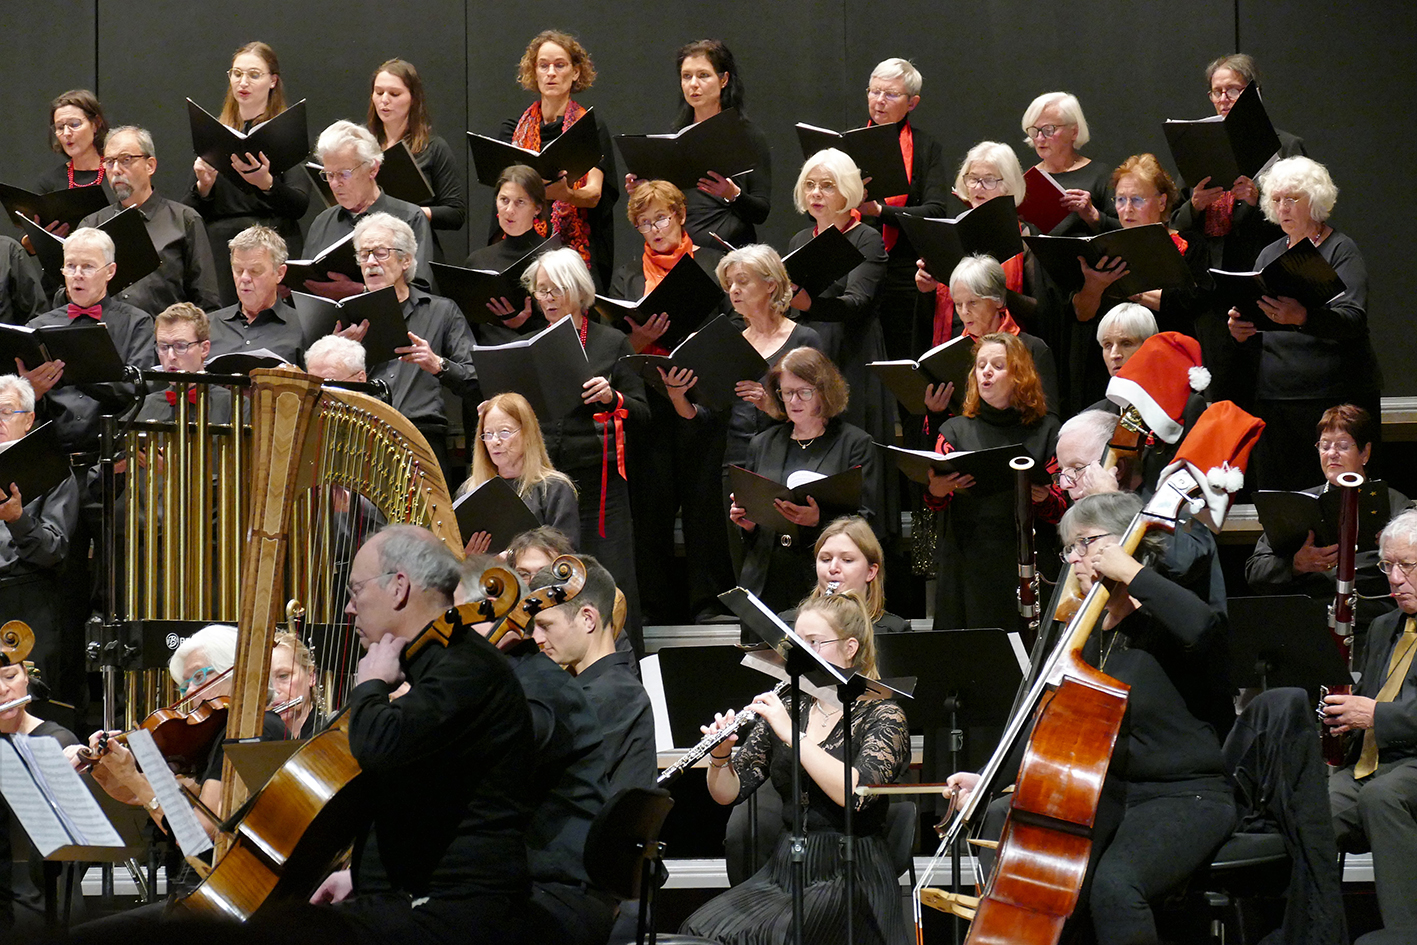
xmin=1105 ymin=332 xmax=1210 ymax=444
xmin=1159 ymin=401 xmax=1265 ymax=532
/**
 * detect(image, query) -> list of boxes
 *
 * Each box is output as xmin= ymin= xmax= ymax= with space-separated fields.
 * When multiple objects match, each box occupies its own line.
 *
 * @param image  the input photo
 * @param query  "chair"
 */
xmin=1163 ymin=831 xmax=1291 ymax=944
xmin=583 ymin=786 xmax=718 ymax=945
xmin=884 ymin=800 xmax=920 ymax=887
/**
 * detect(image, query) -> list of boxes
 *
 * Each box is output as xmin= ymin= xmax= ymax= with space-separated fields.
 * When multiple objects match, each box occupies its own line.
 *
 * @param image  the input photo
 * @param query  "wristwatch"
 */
xmin=146 ymin=795 xmax=162 ymax=812
xmin=437 ymin=356 xmax=448 ymax=374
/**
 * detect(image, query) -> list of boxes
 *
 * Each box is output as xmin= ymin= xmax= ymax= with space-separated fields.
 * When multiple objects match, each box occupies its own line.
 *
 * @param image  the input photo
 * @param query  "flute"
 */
xmin=657 ymin=680 xmax=790 ymax=785
xmin=0 ymin=695 xmax=32 ymax=713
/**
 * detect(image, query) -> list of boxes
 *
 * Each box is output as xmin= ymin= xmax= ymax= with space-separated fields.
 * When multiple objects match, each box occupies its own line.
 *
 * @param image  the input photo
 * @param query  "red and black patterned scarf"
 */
xmin=513 ymin=100 xmax=593 ymax=268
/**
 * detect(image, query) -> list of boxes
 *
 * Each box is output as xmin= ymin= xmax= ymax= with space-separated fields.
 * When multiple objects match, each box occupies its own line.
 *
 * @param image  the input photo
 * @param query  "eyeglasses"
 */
xmin=866 ymin=87 xmax=905 ymax=102
xmin=777 ymin=387 xmax=817 ymax=402
xmin=1378 ymin=559 xmax=1417 ymax=577
xmin=357 ymin=247 xmax=399 ymax=262
xmin=533 ymin=286 xmax=566 ymax=301
xmin=1208 ymin=86 xmax=1245 ymax=102
xmin=60 ymin=263 xmax=104 ymax=277
xmin=808 ymin=638 xmax=843 ymax=652
xmin=346 ymin=570 xmax=398 ymax=601
xmin=101 ymin=153 xmax=148 ymax=169
xmin=1052 ymin=463 xmax=1095 ymax=487
xmin=53 ymin=119 xmax=87 ymax=134
xmin=319 ymin=162 xmax=368 ymax=183
xmin=1060 ymin=533 xmax=1110 ymax=561
xmin=634 ymin=215 xmax=675 ymax=235
xmin=480 ymin=428 xmax=521 ymax=443
xmin=537 ymin=60 xmax=573 ymax=73
xmin=228 ymin=68 xmax=270 ymax=82
xmin=1025 ymin=123 xmax=1071 ymax=140
xmin=803 ymin=179 xmax=838 ymax=195
xmin=1115 ymin=194 xmax=1161 ymax=209
xmin=1316 ymin=438 xmax=1357 ymax=454
xmin=157 ymin=341 xmax=200 ymax=356
xmin=178 ymin=666 xmax=217 ymax=696
xmin=0 ymin=409 xmax=32 ymax=419
xmin=965 ymin=175 xmax=1004 ymax=190
xmin=1268 ymin=195 xmax=1303 ymax=208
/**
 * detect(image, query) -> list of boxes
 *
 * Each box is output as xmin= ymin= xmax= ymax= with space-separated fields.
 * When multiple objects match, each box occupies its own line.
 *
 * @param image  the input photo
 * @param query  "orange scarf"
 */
xmin=932 ymin=253 xmax=1025 ymax=347
xmin=641 ymin=231 xmax=695 ymax=294
xmin=868 ymin=119 xmax=914 ymax=252
xmin=513 ymin=100 xmax=593 ymax=268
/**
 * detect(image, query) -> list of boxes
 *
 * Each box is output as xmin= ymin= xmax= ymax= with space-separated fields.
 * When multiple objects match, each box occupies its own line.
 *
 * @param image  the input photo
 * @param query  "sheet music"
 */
xmin=638 ymin=654 xmax=676 ymax=752
xmin=14 ymin=734 xmax=123 ymax=848
xmin=1006 ymin=630 xmax=1030 ymax=675
xmin=0 ymin=738 xmax=72 ymax=856
xmin=127 ymin=729 xmax=214 ymax=856
xmin=739 ymin=649 xmax=841 ymax=709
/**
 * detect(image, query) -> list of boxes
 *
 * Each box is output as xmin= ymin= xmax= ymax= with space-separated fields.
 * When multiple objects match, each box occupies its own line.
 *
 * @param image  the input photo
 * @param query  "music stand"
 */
xmin=654 ymin=645 xmax=775 ymax=750
xmin=874 ymin=629 xmax=1024 ymax=944
xmin=721 ymin=588 xmax=913 ymax=945
xmin=1228 ymin=595 xmax=1351 ymax=696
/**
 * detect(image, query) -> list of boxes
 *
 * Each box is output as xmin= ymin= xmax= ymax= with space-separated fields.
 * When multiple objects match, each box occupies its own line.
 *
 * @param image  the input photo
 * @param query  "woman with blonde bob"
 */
xmin=683 ymin=587 xmax=910 ymax=944
xmin=1020 ymin=91 xmax=1113 ymax=236
xmin=1226 ymin=156 xmax=1379 ymax=490
xmin=460 ymin=392 xmax=580 ymax=552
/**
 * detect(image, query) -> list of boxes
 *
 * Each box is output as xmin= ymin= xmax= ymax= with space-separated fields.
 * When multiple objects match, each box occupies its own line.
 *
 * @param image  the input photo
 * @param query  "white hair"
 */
xmin=1380 ymin=509 xmax=1417 ymax=558
xmin=1021 ymin=92 xmax=1090 ymax=149
xmin=954 ymin=141 xmax=1027 ymax=208
xmin=1258 ymin=156 xmax=1338 ymax=224
xmin=65 ymin=227 xmax=116 ymax=265
xmin=793 ymin=148 xmax=864 ymax=215
xmin=374 ymin=524 xmax=462 ymax=599
xmin=521 ymin=247 xmax=597 ymax=314
xmin=1096 ymin=302 xmax=1158 ymax=344
xmin=0 ymin=375 xmax=36 ymax=413
xmin=316 ymin=120 xmax=383 ymax=167
xmin=167 ymin=624 xmax=238 ymax=685
xmin=353 ymin=212 xmax=417 ymax=278
xmin=869 ymin=58 xmax=922 ymax=97
xmin=949 ymin=254 xmax=1006 ymax=302
xmin=1058 ymin=409 xmax=1117 ymax=465
xmin=305 ymin=334 xmax=366 ymax=378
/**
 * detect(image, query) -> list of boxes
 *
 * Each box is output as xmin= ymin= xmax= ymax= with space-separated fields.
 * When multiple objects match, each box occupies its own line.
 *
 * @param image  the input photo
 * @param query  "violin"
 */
xmin=0 ymin=620 xmax=35 ymax=665
xmin=77 ymin=667 xmax=233 ymax=775
xmin=489 ymin=555 xmax=587 ymax=652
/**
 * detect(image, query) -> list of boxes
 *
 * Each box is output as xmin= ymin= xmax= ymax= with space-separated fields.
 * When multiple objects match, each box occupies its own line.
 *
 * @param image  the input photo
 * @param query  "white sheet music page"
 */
xmin=127 ymin=728 xmax=214 ymax=856
xmin=14 ymin=734 xmax=123 ymax=848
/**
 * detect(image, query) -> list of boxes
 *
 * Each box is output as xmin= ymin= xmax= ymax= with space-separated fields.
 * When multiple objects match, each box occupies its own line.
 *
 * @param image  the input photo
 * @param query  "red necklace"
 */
xmin=577 ymin=314 xmax=590 ymax=349
xmin=67 ymin=161 xmax=105 ymax=189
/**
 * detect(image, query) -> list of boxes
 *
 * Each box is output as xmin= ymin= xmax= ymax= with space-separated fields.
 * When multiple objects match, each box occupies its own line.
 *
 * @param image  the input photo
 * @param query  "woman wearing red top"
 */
xmin=924 ymin=332 xmax=1064 ymax=630
xmin=499 ymin=30 xmax=618 ymax=290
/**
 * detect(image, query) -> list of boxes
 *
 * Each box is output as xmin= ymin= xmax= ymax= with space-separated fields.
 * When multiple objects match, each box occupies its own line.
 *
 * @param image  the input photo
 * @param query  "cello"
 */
xmin=177 ymin=567 xmax=523 ymax=920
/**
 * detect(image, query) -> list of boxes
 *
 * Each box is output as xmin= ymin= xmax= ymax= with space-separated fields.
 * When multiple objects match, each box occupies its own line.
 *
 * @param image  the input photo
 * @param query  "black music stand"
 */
xmin=654 ymin=645 xmax=773 ymax=750
xmin=874 ymin=629 xmax=1024 ymax=944
xmin=1228 ymin=595 xmax=1352 ymax=697
xmin=720 ymin=588 xmax=912 ymax=945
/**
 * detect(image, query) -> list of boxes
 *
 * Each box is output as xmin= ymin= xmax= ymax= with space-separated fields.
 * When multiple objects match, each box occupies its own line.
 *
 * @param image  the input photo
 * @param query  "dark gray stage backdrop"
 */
xmin=0 ymin=2 xmax=1411 ymax=393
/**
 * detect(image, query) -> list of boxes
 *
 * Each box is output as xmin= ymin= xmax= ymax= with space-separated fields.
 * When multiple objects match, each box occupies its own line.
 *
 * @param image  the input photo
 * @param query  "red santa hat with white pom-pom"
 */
xmin=1159 ymin=401 xmax=1266 ymax=532
xmin=1105 ymin=332 xmax=1211 ymax=444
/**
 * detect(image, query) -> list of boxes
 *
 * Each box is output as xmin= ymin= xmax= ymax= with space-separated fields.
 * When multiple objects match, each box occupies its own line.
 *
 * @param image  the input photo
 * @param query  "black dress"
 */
xmin=680 ymin=695 xmax=910 ymax=945
xmin=682 ymin=118 xmax=772 ymax=249
xmin=739 ymin=419 xmax=881 ymax=613
xmin=1043 ymin=160 xmax=1115 ymax=236
xmin=928 ymin=404 xmax=1065 ymax=631
xmin=410 ymin=135 xmax=467 ymax=252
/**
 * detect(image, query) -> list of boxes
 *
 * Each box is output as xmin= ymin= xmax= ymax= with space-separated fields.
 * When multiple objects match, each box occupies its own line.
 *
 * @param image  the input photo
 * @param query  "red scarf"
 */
xmin=165 ymin=388 xmax=198 ymax=407
xmin=866 ymin=120 xmax=914 ymax=252
xmin=67 ymin=303 xmax=102 ymax=320
xmin=1169 ymin=231 xmax=1190 ymax=255
xmin=1203 ymin=191 xmax=1236 ymax=237
xmin=641 ymin=231 xmax=694 ymax=294
xmin=513 ymin=100 xmax=593 ymax=269
xmin=931 ymin=254 xmax=1025 ymax=347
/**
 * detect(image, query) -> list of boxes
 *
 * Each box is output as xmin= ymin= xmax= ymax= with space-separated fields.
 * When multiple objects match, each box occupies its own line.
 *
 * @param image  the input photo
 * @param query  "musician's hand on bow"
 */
xmin=922 ymin=382 xmax=954 ymax=414
xmin=310 ymin=869 xmax=353 ymax=905
xmin=750 ymin=689 xmax=792 ymax=743
xmin=1293 ymin=530 xmax=1339 ymax=573
xmin=357 ymin=633 xmax=407 ymax=687
xmin=582 ymin=375 xmax=614 ymax=405
xmin=774 ymin=495 xmax=820 ymax=527
xmin=944 ymin=771 xmax=981 ymax=812
xmin=926 ymin=469 xmax=973 ymax=497
xmin=1323 ymin=692 xmax=1376 ymax=734
xmin=728 ymin=493 xmax=756 ymax=532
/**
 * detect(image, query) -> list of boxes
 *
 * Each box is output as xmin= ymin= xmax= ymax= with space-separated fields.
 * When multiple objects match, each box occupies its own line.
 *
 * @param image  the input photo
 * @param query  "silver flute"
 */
xmin=657 ymin=680 xmax=790 ymax=785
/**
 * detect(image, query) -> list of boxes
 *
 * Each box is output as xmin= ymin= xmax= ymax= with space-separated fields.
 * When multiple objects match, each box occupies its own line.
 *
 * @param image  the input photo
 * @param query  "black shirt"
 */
xmin=412 ymin=135 xmax=467 ymax=234
xmin=682 ymin=118 xmax=772 ymax=249
xmin=346 ymin=629 xmax=535 ymax=900
xmin=77 ymin=191 xmax=222 ymax=315
xmin=506 ymin=638 xmax=609 ymax=885
xmin=575 ymin=650 xmax=656 ymax=798
xmin=207 ymin=297 xmax=305 ymax=364
xmin=367 ymin=287 xmax=478 ymax=428
xmin=306 ymin=191 xmax=436 ymax=289
xmin=0 ymin=236 xmax=45 ymax=326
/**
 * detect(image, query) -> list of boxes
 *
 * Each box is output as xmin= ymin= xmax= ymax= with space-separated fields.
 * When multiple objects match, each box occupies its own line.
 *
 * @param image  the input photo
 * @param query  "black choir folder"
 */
xmin=592 ymin=254 xmax=725 ymax=349
xmin=307 ymin=140 xmax=433 ymax=208
xmin=1251 ymin=480 xmax=1390 ymax=558
xmin=432 ymin=235 xmax=560 ymax=326
xmin=614 ymin=108 xmax=759 ymax=190
xmin=0 ymin=321 xmax=127 ymax=384
xmin=784 ymin=226 xmax=867 ymax=298
xmin=290 ymin=285 xmax=409 ymax=366
xmin=0 ymin=421 xmax=70 ymax=504
xmin=1209 ymin=238 xmax=1346 ymax=332
xmin=187 ymin=98 xmax=310 ymax=183
xmin=1017 ymin=167 xmax=1070 ymax=234
xmin=1024 ymin=223 xmax=1194 ymax=298
xmin=468 ymin=108 xmax=602 ymax=188
xmin=1163 ymin=83 xmax=1282 ymax=188
xmin=205 ymin=347 xmax=287 ymax=374
xmin=282 ymin=231 xmax=363 ymax=289
xmin=794 ymin=122 xmax=909 ymax=199
xmin=620 ymin=314 xmax=768 ymax=412
xmin=868 ymin=335 xmax=973 ymax=416
xmin=728 ymin=465 xmax=863 ymax=539
xmin=881 ymin=443 xmax=1031 ymax=495
xmin=17 ymin=206 xmax=160 ymax=296
xmin=895 ymin=195 xmax=1025 ymax=282
xmin=0 ymin=182 xmax=109 ymax=231
xmin=470 ymin=316 xmax=593 ymax=421
xmin=452 ymin=476 xmax=539 ymax=554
